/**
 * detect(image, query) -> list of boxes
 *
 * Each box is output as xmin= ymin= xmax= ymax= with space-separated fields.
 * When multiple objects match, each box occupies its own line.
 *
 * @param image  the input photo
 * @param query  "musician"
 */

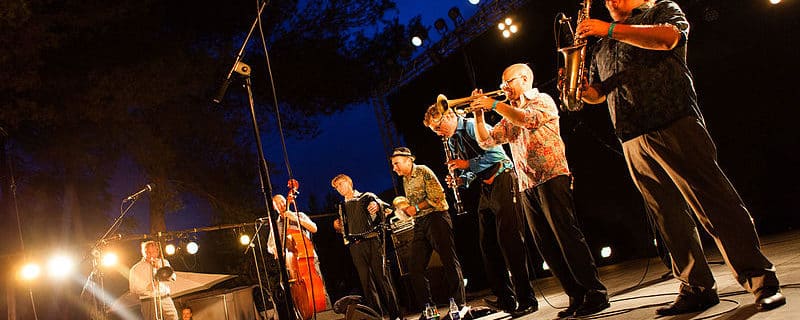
xmin=331 ymin=174 xmax=401 ymax=320
xmin=180 ymin=306 xmax=193 ymax=320
xmin=129 ymin=240 xmax=179 ymax=320
xmin=390 ymin=147 xmax=466 ymax=311
xmin=575 ymin=0 xmax=785 ymax=314
xmin=423 ymin=106 xmax=536 ymax=316
xmin=469 ymin=63 xmax=609 ymax=317
xmin=267 ymin=194 xmax=331 ymax=309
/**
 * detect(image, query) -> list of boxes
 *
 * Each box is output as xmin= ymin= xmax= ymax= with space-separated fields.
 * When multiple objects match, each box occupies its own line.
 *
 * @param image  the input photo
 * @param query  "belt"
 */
xmin=140 ymin=294 xmax=170 ymax=302
xmin=482 ymin=167 xmax=512 ymax=185
xmin=348 ymin=232 xmax=379 ymax=245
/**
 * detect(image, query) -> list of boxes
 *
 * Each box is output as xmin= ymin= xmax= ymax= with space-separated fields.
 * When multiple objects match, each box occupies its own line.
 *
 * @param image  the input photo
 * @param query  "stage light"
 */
xmin=498 ymin=17 xmax=518 ymax=38
xmin=186 ymin=241 xmax=199 ymax=255
xmin=434 ymin=18 xmax=448 ymax=35
xmin=239 ymin=234 xmax=251 ymax=246
xmin=165 ymin=244 xmax=177 ymax=256
xmin=20 ymin=263 xmax=41 ymax=281
xmin=542 ymin=262 xmax=550 ymax=271
xmin=101 ymin=252 xmax=118 ymax=267
xmin=411 ymin=36 xmax=423 ymax=47
xmin=47 ymin=254 xmax=75 ymax=279
xmin=600 ymin=246 xmax=612 ymax=258
xmin=468 ymin=0 xmax=480 ymax=5
xmin=448 ymin=7 xmax=464 ymax=26
xmin=770 ymin=0 xmax=781 ymax=4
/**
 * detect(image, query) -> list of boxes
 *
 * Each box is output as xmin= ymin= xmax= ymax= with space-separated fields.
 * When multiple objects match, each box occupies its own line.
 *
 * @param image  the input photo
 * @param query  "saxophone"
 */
xmin=557 ymin=0 xmax=591 ymax=112
xmin=442 ymin=137 xmax=467 ymax=216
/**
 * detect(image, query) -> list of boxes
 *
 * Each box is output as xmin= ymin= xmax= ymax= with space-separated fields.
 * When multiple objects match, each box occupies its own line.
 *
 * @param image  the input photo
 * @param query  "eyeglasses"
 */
xmin=500 ymin=76 xmax=523 ymax=90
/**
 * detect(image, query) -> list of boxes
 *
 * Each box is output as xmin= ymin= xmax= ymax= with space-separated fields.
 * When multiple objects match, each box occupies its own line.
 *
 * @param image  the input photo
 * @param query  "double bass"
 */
xmin=282 ymin=179 xmax=327 ymax=320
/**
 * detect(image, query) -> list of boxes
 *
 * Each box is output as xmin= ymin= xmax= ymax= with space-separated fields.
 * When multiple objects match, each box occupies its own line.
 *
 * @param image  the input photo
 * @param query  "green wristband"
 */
xmin=607 ymin=22 xmax=617 ymax=39
xmin=491 ymin=100 xmax=499 ymax=111
xmin=414 ymin=204 xmax=420 ymax=212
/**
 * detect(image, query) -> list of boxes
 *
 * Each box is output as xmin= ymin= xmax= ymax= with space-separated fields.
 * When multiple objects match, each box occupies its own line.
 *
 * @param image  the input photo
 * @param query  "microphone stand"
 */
xmin=81 ymin=197 xmax=140 ymax=320
xmin=241 ymin=72 xmax=296 ymax=320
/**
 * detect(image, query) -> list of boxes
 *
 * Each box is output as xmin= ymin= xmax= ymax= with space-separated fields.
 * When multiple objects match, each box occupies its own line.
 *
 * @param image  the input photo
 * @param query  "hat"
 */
xmin=391 ymin=147 xmax=415 ymax=160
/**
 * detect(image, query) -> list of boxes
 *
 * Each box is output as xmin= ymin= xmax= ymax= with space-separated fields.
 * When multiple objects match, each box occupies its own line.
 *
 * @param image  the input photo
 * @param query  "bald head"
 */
xmin=272 ymin=194 xmax=287 ymax=213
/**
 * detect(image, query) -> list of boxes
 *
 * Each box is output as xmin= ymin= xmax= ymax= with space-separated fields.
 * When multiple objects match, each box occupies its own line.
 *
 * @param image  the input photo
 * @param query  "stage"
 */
xmin=319 ymin=230 xmax=798 ymax=320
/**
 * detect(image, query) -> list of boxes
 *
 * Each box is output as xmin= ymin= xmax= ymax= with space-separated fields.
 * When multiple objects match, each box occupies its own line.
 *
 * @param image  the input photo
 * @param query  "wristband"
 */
xmin=414 ymin=204 xmax=420 ymax=212
xmin=491 ymin=100 xmax=499 ymax=111
xmin=607 ymin=22 xmax=617 ymax=39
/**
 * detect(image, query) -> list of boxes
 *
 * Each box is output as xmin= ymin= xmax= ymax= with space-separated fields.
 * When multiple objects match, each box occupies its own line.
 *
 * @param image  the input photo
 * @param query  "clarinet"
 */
xmin=442 ymin=137 xmax=467 ymax=215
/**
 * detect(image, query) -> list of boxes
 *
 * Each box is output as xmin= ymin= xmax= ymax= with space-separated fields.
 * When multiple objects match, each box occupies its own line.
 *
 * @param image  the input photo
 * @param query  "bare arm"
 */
xmin=578 ymin=19 xmax=681 ymax=51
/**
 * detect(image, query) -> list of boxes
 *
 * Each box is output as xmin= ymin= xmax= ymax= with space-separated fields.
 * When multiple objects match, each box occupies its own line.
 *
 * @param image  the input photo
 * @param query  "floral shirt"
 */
xmin=589 ymin=0 xmax=703 ymax=141
xmin=478 ymin=88 xmax=570 ymax=190
xmin=402 ymin=164 xmax=449 ymax=216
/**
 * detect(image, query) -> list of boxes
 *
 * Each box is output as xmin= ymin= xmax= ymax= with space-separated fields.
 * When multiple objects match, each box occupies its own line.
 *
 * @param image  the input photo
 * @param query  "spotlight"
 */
xmin=165 ymin=244 xmax=177 ymax=255
xmin=101 ymin=252 xmax=118 ymax=267
xmin=770 ymin=0 xmax=781 ymax=4
xmin=411 ymin=36 xmax=423 ymax=47
xmin=468 ymin=0 xmax=480 ymax=5
xmin=600 ymin=246 xmax=612 ymax=258
xmin=186 ymin=241 xmax=199 ymax=255
xmin=542 ymin=262 xmax=550 ymax=271
xmin=20 ymin=263 xmax=41 ymax=281
xmin=434 ymin=18 xmax=448 ymax=34
xmin=239 ymin=234 xmax=251 ymax=246
xmin=448 ymin=6 xmax=465 ymax=27
xmin=498 ymin=17 xmax=519 ymax=38
xmin=47 ymin=254 xmax=75 ymax=279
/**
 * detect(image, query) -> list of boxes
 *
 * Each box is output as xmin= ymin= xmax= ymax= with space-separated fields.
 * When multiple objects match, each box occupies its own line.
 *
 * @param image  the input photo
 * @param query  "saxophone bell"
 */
xmin=557 ymin=0 xmax=592 ymax=112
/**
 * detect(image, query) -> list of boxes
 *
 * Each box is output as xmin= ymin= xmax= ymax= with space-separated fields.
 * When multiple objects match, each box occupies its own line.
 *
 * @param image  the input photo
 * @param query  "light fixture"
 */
xmin=468 ymin=0 xmax=480 ymax=5
xmin=165 ymin=244 xmax=177 ymax=256
xmin=542 ymin=262 xmax=550 ymax=271
xmin=101 ymin=252 xmax=118 ymax=267
xmin=239 ymin=234 xmax=251 ymax=246
xmin=434 ymin=18 xmax=448 ymax=35
xmin=20 ymin=263 xmax=41 ymax=281
xmin=769 ymin=0 xmax=781 ymax=4
xmin=186 ymin=241 xmax=199 ymax=255
xmin=448 ymin=7 xmax=464 ymax=26
xmin=47 ymin=254 xmax=75 ymax=279
xmin=600 ymin=246 xmax=612 ymax=258
xmin=411 ymin=36 xmax=423 ymax=47
xmin=498 ymin=17 xmax=519 ymax=39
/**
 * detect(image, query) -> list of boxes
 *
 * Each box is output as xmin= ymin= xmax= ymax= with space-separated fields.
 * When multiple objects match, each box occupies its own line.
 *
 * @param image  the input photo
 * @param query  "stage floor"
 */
xmin=317 ymin=230 xmax=798 ymax=319
xmin=464 ymin=230 xmax=799 ymax=320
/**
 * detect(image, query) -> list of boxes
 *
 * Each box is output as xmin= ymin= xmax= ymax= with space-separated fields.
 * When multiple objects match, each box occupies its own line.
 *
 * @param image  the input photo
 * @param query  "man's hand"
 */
xmin=402 ymin=205 xmax=417 ymax=217
xmin=367 ymin=201 xmax=380 ymax=214
xmin=445 ymin=175 xmax=464 ymax=189
xmin=281 ymin=210 xmax=298 ymax=221
xmin=333 ymin=218 xmax=343 ymax=233
xmin=576 ymin=18 xmax=611 ymax=39
xmin=446 ymin=159 xmax=469 ymax=171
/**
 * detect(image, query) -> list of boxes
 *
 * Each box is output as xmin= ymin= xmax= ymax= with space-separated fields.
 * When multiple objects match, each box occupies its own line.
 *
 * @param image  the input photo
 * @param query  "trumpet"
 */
xmin=436 ymin=90 xmax=506 ymax=116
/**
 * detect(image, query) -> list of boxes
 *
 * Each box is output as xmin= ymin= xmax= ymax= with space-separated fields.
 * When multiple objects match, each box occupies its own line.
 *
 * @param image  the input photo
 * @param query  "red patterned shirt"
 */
xmin=478 ymin=88 xmax=570 ymax=190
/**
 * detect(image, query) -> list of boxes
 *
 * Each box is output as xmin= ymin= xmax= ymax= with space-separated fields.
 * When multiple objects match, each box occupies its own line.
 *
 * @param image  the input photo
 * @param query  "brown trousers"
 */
xmin=622 ymin=116 xmax=778 ymax=294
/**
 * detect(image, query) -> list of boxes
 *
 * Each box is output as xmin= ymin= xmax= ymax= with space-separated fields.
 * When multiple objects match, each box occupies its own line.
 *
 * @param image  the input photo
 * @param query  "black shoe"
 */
xmin=756 ymin=286 xmax=786 ymax=311
xmin=556 ymin=295 xmax=583 ymax=318
xmin=656 ymin=288 xmax=719 ymax=316
xmin=509 ymin=302 xmax=538 ymax=318
xmin=574 ymin=291 xmax=610 ymax=316
xmin=484 ymin=296 xmax=516 ymax=312
xmin=483 ymin=297 xmax=499 ymax=309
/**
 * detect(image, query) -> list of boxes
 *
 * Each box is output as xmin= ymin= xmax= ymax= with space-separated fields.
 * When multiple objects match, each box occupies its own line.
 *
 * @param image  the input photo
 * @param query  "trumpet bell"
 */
xmin=155 ymin=266 xmax=174 ymax=281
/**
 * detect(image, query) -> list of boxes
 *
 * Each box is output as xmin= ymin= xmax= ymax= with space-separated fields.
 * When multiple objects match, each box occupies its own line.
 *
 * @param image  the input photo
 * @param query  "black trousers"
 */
xmin=408 ymin=211 xmax=465 ymax=311
xmin=349 ymin=238 xmax=400 ymax=319
xmin=622 ymin=116 xmax=779 ymax=294
xmin=477 ymin=170 xmax=535 ymax=305
xmin=520 ymin=175 xmax=607 ymax=299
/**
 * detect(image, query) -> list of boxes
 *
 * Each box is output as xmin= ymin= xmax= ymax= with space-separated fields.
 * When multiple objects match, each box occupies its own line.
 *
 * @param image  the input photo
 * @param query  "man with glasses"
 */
xmin=469 ymin=63 xmax=610 ymax=318
xmin=423 ymin=105 xmax=537 ymax=317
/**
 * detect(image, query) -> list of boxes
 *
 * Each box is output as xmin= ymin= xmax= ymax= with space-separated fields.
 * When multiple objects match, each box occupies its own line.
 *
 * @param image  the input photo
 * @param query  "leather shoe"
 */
xmin=574 ymin=291 xmax=610 ymax=316
xmin=557 ymin=294 xmax=583 ymax=318
xmin=756 ymin=287 xmax=786 ymax=311
xmin=656 ymin=288 xmax=719 ymax=316
xmin=509 ymin=302 xmax=538 ymax=318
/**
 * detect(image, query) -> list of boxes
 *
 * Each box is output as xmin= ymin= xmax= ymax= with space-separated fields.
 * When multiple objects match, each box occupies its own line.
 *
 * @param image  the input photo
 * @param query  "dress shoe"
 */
xmin=509 ymin=302 xmax=538 ymax=318
xmin=556 ymin=294 xmax=583 ymax=318
xmin=756 ymin=286 xmax=786 ymax=311
xmin=574 ymin=291 xmax=610 ymax=316
xmin=656 ymin=288 xmax=719 ymax=316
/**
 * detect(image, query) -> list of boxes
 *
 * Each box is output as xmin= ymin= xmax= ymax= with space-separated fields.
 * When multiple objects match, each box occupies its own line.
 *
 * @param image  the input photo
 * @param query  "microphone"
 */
xmin=125 ymin=184 xmax=154 ymax=201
